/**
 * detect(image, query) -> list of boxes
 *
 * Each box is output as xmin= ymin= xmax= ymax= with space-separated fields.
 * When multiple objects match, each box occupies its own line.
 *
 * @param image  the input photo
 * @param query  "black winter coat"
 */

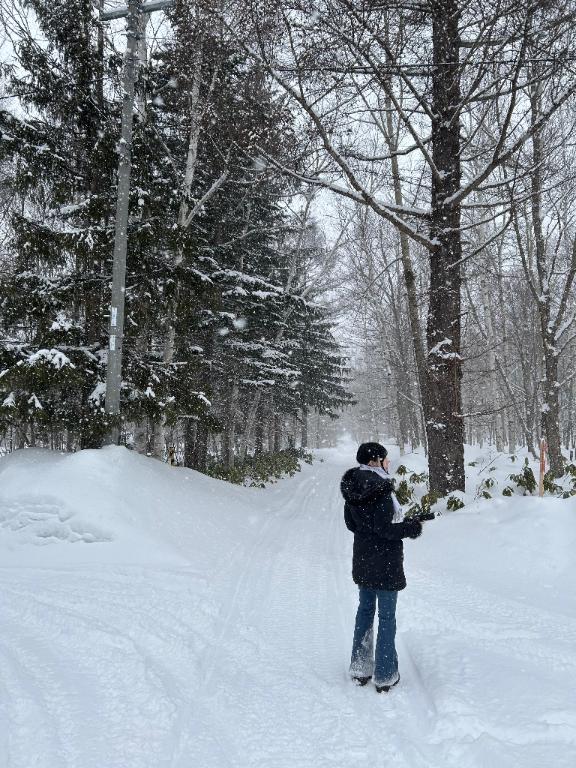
xmin=341 ymin=467 xmax=421 ymax=591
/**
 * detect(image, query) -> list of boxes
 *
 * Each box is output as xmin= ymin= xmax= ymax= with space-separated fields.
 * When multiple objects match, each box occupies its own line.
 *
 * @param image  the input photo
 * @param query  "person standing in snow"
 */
xmin=340 ymin=442 xmax=422 ymax=692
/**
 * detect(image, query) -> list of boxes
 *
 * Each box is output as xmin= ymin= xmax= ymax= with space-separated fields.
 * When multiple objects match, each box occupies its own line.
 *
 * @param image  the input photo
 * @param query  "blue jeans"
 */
xmin=350 ymin=587 xmax=399 ymax=686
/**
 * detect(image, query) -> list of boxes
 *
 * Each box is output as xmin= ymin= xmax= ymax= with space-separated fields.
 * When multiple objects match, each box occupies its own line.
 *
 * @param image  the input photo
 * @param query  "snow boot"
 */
xmin=352 ymin=676 xmax=372 ymax=686
xmin=375 ymin=675 xmax=400 ymax=693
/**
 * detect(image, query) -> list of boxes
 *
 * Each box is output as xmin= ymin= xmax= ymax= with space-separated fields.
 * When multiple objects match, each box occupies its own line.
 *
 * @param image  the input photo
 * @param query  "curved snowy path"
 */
xmin=1 ymin=451 xmax=575 ymax=767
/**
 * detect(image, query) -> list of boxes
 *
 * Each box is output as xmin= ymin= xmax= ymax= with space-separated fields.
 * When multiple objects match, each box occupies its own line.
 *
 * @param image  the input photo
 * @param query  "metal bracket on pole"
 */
xmin=101 ymin=0 xmax=174 ymax=21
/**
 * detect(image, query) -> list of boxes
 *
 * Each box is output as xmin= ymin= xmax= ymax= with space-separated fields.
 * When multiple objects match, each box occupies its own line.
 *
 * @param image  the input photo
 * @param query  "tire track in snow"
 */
xmin=170 ymin=466 xmax=352 ymax=768
xmin=0 ymin=610 xmax=81 ymax=767
xmin=0 ymin=569 xmax=203 ymax=768
xmin=167 ymin=472 xmax=323 ymax=768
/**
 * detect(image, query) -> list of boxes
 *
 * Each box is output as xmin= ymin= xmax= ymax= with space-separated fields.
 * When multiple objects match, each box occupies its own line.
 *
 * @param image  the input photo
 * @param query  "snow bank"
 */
xmin=0 ymin=446 xmax=260 ymax=567
xmin=374 ymin=442 xmax=576 ymax=610
xmin=416 ymin=494 xmax=576 ymax=611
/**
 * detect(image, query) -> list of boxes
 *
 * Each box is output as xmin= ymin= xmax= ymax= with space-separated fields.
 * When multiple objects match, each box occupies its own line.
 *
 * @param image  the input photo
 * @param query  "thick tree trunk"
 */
xmin=267 ymin=398 xmax=275 ymax=453
xmin=151 ymin=420 xmax=165 ymax=460
xmin=183 ymin=421 xmax=195 ymax=468
xmin=426 ymin=0 xmax=465 ymax=495
xmin=133 ymin=419 xmax=148 ymax=454
xmin=241 ymin=392 xmax=262 ymax=457
xmin=273 ymin=412 xmax=281 ymax=453
xmin=190 ymin=421 xmax=208 ymax=472
xmin=79 ymin=2 xmax=106 ymax=450
xmin=301 ymin=407 xmax=308 ymax=449
xmin=565 ymin=378 xmax=574 ymax=451
xmin=481 ymin=278 xmax=504 ymax=451
xmin=222 ymin=384 xmax=239 ymax=469
xmin=541 ymin=345 xmax=563 ymax=475
xmin=254 ymin=408 xmax=264 ymax=456
xmin=385 ymin=104 xmax=429 ymax=456
xmin=158 ymin=29 xmax=206 ymax=452
xmin=530 ymin=90 xmax=564 ymax=476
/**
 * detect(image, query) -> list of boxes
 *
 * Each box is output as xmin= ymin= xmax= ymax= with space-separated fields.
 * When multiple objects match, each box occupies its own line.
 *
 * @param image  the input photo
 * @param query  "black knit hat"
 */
xmin=356 ymin=442 xmax=388 ymax=465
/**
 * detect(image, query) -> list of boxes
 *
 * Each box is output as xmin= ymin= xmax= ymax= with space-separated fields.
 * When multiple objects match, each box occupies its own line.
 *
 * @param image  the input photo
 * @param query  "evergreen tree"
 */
xmin=0 ymin=0 xmax=117 ymax=447
xmin=0 ymin=0 xmax=353 ymax=468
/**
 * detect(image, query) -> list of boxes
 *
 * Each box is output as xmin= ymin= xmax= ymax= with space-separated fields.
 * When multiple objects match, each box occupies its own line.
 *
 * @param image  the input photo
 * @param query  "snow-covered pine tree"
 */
xmin=290 ymin=305 xmax=352 ymax=447
xmin=0 ymin=0 xmax=117 ymax=448
xmin=0 ymin=1 xmax=216 ymax=453
xmin=0 ymin=0 xmax=353 ymax=465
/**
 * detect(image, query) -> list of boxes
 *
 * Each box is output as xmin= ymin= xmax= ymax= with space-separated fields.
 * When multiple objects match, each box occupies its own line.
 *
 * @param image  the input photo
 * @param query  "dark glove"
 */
xmin=405 ymin=520 xmax=423 ymax=539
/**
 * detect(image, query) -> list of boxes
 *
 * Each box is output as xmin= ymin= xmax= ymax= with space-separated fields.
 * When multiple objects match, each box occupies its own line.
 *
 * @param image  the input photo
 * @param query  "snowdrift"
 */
xmin=0 ymin=446 xmax=261 ymax=567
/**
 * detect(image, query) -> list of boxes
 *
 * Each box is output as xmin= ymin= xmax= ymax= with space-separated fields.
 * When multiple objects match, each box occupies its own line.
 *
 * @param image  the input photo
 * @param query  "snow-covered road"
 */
xmin=0 ymin=446 xmax=575 ymax=767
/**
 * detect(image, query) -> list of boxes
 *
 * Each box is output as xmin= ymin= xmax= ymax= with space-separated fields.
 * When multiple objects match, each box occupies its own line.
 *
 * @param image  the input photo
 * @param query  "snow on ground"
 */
xmin=0 ymin=442 xmax=575 ymax=767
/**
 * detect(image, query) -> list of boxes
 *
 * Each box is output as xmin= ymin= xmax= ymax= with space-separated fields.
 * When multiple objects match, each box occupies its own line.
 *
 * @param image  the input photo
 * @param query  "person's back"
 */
xmin=341 ymin=442 xmax=422 ymax=692
xmin=341 ymin=465 xmax=411 ymax=592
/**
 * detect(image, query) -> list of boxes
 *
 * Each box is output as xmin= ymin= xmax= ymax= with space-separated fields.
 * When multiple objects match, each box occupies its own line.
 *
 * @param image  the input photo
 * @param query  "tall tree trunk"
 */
xmin=183 ymin=421 xmax=196 ymax=468
xmin=385 ymin=100 xmax=429 ymax=456
xmin=426 ymin=0 xmax=465 ymax=495
xmin=79 ymin=0 xmax=106 ymax=450
xmin=190 ymin=421 xmax=208 ymax=471
xmin=530 ymin=86 xmax=564 ymax=476
xmin=565 ymin=377 xmax=574 ymax=451
xmin=158 ymin=24 xmax=207 ymax=451
xmin=240 ymin=394 xmax=260 ymax=458
xmin=151 ymin=420 xmax=165 ymax=460
xmin=254 ymin=407 xmax=264 ymax=456
xmin=273 ymin=412 xmax=281 ymax=453
xmin=301 ymin=406 xmax=308 ymax=449
xmin=133 ymin=418 xmax=148 ymax=454
xmin=223 ymin=384 xmax=239 ymax=469
xmin=481 ymin=277 xmax=503 ymax=451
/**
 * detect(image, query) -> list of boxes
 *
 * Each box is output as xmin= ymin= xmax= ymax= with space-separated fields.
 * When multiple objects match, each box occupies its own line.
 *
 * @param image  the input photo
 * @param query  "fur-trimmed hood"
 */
xmin=340 ymin=467 xmax=394 ymax=506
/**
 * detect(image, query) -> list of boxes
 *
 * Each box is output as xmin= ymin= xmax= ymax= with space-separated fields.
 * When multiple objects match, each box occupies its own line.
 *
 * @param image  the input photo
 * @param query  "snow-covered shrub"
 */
xmin=509 ymin=460 xmax=537 ymax=495
xmin=476 ymin=477 xmax=495 ymax=499
xmin=543 ymin=471 xmax=563 ymax=496
xmin=446 ymin=495 xmax=465 ymax=511
xmin=420 ymin=491 xmax=439 ymax=513
xmin=395 ymin=479 xmax=413 ymax=505
xmin=405 ymin=502 xmax=422 ymax=518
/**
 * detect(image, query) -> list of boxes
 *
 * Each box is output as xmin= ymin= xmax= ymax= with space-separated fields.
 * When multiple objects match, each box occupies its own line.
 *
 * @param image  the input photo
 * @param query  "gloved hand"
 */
xmin=405 ymin=519 xmax=423 ymax=539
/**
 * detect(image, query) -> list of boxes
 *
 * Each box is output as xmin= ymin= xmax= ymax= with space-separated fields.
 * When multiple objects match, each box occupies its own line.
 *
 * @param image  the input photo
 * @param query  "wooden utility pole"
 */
xmin=101 ymin=0 xmax=174 ymax=444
